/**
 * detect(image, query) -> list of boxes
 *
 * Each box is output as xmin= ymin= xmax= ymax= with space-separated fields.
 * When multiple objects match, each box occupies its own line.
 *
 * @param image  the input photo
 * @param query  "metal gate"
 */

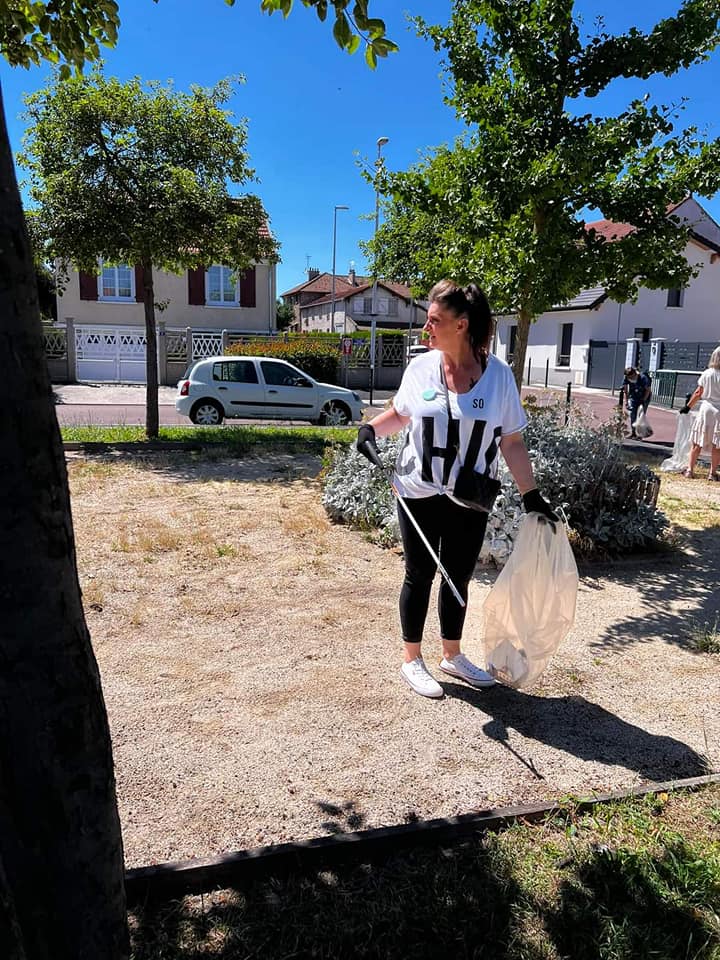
xmin=587 ymin=340 xmax=626 ymax=390
xmin=75 ymin=326 xmax=146 ymax=382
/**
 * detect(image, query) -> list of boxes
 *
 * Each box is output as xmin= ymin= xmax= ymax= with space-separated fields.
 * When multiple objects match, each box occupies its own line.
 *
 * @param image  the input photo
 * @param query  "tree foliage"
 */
xmin=255 ymin=0 xmax=397 ymax=66
xmin=22 ymin=71 xmax=277 ymax=278
xmin=276 ymin=298 xmax=295 ymax=329
xmin=0 ymin=0 xmax=395 ymax=74
xmin=21 ymin=70 xmax=278 ymax=436
xmin=369 ymin=0 xmax=720 ymax=386
xmin=0 ymin=4 xmax=391 ymax=957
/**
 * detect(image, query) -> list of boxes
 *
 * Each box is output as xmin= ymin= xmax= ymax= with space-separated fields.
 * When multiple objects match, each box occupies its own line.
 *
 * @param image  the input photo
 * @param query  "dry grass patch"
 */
xmin=65 ymin=451 xmax=720 ymax=871
xmin=657 ymin=472 xmax=720 ymax=531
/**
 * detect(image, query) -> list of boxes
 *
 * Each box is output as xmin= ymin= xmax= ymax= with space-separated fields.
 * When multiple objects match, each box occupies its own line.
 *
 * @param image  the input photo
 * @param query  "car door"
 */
xmin=210 ymin=359 xmax=265 ymax=418
xmin=258 ymin=360 xmax=319 ymax=420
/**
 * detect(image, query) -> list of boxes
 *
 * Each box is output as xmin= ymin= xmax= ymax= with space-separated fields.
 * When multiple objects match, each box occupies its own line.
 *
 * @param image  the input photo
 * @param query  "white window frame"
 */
xmin=98 ymin=261 xmax=135 ymax=302
xmin=205 ymin=265 xmax=239 ymax=307
xmin=556 ymin=321 xmax=573 ymax=368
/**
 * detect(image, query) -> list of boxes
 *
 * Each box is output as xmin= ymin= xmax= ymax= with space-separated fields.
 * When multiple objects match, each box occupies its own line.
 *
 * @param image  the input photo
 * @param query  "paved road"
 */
xmin=52 ymin=381 xmax=679 ymax=448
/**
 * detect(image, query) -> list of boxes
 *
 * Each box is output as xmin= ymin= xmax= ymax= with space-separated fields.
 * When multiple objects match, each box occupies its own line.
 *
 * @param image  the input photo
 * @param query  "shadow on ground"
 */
xmin=129 ymin=825 xmax=719 ymax=959
xmin=69 ymin=449 xmax=324 ymax=484
xmin=580 ymin=525 xmax=719 ymax=652
xmin=443 ymin=683 xmax=706 ymax=783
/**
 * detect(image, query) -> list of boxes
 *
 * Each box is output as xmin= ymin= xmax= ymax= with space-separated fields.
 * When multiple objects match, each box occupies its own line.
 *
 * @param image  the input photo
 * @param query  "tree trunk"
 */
xmin=510 ymin=306 xmax=533 ymax=393
xmin=142 ymin=262 xmax=159 ymax=439
xmin=0 ymin=82 xmax=129 ymax=960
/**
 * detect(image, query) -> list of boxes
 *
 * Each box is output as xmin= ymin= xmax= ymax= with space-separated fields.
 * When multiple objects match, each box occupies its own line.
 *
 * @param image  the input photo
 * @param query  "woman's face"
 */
xmin=423 ymin=301 xmax=466 ymax=351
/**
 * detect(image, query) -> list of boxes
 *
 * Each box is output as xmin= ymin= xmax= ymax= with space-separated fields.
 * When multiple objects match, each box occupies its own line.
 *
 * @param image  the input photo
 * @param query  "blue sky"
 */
xmin=2 ymin=0 xmax=720 ymax=296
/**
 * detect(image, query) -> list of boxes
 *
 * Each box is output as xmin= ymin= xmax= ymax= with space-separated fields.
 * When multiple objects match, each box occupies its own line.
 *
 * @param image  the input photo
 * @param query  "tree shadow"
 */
xmin=128 ymin=824 xmax=718 ymax=959
xmin=444 ymin=683 xmax=706 ymax=782
xmin=546 ymin=838 xmax=718 ymax=959
xmin=581 ymin=526 xmax=720 ymax=653
xmin=316 ymin=799 xmax=367 ymax=834
xmin=128 ymin=836 xmax=532 ymax=960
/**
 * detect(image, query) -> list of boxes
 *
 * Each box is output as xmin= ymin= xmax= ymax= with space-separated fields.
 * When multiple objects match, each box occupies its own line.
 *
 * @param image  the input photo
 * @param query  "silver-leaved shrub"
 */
xmin=322 ymin=404 xmax=668 ymax=562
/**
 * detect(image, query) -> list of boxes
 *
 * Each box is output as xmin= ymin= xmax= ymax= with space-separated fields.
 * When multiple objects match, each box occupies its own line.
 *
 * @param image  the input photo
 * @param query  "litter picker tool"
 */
xmin=357 ymin=439 xmax=466 ymax=608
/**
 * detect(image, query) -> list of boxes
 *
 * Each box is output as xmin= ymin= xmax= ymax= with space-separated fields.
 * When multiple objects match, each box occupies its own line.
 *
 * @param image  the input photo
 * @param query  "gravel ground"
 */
xmin=66 ymin=452 xmax=720 ymax=868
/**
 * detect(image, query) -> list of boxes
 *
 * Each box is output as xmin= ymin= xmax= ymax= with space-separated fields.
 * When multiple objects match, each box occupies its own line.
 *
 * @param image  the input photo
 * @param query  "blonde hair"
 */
xmin=710 ymin=347 xmax=720 ymax=370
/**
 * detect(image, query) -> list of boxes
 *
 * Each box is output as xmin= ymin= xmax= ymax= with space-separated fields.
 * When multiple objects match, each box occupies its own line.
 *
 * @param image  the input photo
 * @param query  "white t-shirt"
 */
xmin=392 ymin=350 xmax=527 ymax=500
xmin=698 ymin=368 xmax=720 ymax=409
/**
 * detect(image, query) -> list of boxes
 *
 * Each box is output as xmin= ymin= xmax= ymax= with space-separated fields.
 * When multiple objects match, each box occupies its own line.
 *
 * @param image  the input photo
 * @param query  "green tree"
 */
xmin=22 ymin=69 xmax=279 ymax=438
xmin=276 ymin=298 xmax=295 ymax=330
xmin=0 ymin=3 xmax=391 ymax=958
xmin=25 ymin=212 xmax=57 ymax=320
xmin=370 ymin=0 xmax=720 ymax=387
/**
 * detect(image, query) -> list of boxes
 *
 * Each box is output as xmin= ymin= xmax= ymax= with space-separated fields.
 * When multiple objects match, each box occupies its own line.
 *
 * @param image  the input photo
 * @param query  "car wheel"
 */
xmin=319 ymin=400 xmax=351 ymax=426
xmin=190 ymin=399 xmax=224 ymax=425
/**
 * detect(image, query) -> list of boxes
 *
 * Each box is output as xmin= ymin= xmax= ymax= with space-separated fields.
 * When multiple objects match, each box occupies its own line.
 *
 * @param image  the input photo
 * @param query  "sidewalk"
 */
xmin=54 ymin=383 xmax=179 ymax=404
xmin=519 ymin=385 xmax=677 ymax=448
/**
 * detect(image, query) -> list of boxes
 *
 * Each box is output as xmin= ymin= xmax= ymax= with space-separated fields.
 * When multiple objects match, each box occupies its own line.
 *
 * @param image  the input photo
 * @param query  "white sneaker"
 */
xmin=400 ymin=657 xmax=444 ymax=698
xmin=439 ymin=653 xmax=496 ymax=688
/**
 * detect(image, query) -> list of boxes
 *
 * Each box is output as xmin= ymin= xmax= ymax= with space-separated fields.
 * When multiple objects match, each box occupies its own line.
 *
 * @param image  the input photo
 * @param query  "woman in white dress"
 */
xmin=680 ymin=346 xmax=720 ymax=480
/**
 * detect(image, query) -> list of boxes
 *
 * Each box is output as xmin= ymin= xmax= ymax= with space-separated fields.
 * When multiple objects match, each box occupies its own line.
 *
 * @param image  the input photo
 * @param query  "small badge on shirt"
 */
xmin=422 ymin=389 xmax=437 ymax=401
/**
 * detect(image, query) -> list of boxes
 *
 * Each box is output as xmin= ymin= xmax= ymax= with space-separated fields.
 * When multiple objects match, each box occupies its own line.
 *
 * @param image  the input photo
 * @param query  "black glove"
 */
xmin=522 ymin=489 xmax=559 ymax=524
xmin=679 ymin=405 xmax=691 ymax=415
xmin=356 ymin=423 xmax=382 ymax=467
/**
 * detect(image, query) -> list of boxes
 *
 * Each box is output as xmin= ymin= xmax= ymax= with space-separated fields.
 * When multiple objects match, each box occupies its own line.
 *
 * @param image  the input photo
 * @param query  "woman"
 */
xmin=356 ymin=281 xmax=556 ymax=699
xmin=680 ymin=345 xmax=720 ymax=481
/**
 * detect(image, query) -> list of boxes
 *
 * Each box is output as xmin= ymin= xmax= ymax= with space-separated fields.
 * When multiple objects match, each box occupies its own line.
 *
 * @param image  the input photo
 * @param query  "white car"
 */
xmin=175 ymin=356 xmax=364 ymax=426
xmin=408 ymin=344 xmax=430 ymax=361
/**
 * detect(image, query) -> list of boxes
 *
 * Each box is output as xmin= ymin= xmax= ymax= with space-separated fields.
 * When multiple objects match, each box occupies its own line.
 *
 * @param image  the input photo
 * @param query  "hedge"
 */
xmin=226 ymin=339 xmax=339 ymax=383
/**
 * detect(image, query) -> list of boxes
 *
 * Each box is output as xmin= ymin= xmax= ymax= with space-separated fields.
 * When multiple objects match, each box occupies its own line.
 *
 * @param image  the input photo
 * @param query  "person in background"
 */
xmin=679 ymin=345 xmax=720 ymax=481
xmin=621 ymin=366 xmax=652 ymax=439
xmin=356 ymin=280 xmax=557 ymax=700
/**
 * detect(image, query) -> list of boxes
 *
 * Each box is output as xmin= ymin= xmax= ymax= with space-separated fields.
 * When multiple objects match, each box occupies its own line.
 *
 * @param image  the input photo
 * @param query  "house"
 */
xmin=55 ymin=257 xmax=277 ymax=382
xmin=281 ymin=267 xmax=368 ymax=331
xmin=495 ymin=197 xmax=720 ymax=390
xmin=281 ymin=269 xmax=427 ymax=335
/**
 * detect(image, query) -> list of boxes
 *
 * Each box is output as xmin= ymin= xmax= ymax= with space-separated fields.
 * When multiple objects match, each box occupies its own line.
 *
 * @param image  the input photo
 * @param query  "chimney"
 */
xmin=348 ymin=260 xmax=356 ymax=285
xmin=307 ymin=267 xmax=320 ymax=280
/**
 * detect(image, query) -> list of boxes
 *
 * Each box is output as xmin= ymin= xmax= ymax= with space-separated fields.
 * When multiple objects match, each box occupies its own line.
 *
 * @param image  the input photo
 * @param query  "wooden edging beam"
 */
xmin=124 ymin=772 xmax=720 ymax=907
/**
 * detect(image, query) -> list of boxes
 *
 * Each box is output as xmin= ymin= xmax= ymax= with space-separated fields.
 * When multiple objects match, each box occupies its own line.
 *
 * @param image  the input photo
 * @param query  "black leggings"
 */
xmin=397 ymin=495 xmax=489 ymax=644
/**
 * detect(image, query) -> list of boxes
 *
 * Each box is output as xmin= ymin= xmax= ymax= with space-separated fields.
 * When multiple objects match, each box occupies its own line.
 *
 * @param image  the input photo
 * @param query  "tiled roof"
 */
xmin=281 ymin=272 xmax=370 ymax=297
xmin=299 ymin=280 xmax=420 ymax=309
xmin=584 ymin=219 xmax=636 ymax=242
xmin=551 ymin=284 xmax=607 ymax=311
xmin=585 ymin=199 xmax=701 ymax=243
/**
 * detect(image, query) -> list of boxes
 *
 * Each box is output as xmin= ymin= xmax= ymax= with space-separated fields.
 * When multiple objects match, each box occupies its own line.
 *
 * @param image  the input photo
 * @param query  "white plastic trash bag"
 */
xmin=632 ymin=408 xmax=653 ymax=439
xmin=483 ymin=514 xmax=578 ymax=689
xmin=660 ymin=411 xmax=696 ymax=473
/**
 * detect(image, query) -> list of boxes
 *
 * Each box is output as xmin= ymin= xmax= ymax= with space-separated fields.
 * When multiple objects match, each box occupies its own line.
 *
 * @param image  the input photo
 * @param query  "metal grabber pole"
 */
xmin=357 ymin=439 xmax=466 ymax=608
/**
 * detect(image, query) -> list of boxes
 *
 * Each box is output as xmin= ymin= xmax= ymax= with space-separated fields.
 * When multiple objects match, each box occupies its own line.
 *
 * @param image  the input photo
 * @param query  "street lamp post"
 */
xmin=369 ymin=136 xmax=389 ymax=406
xmin=331 ymin=204 xmax=349 ymax=338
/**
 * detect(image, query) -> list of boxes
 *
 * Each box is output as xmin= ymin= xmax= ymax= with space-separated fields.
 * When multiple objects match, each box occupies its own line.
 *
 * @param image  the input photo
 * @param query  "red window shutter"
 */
xmin=135 ymin=265 xmax=145 ymax=303
xmin=240 ymin=266 xmax=256 ymax=308
xmin=188 ymin=267 xmax=205 ymax=305
xmin=79 ymin=270 xmax=98 ymax=301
